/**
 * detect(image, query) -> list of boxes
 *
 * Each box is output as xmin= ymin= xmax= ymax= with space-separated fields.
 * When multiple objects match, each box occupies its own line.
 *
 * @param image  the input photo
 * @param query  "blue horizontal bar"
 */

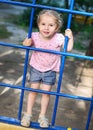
xmin=0 ymin=82 xmax=93 ymax=102
xmin=0 ymin=116 xmax=78 ymax=130
xmin=0 ymin=116 xmax=20 ymax=125
xmin=0 ymin=0 xmax=93 ymax=17
xmin=0 ymin=42 xmax=93 ymax=61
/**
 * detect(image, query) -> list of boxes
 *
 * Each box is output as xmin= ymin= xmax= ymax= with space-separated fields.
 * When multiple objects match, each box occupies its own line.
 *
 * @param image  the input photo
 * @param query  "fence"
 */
xmin=0 ymin=0 xmax=93 ymax=130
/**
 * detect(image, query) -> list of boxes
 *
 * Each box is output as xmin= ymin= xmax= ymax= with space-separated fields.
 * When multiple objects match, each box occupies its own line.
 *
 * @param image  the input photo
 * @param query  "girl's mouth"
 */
xmin=43 ymin=31 xmax=49 ymax=35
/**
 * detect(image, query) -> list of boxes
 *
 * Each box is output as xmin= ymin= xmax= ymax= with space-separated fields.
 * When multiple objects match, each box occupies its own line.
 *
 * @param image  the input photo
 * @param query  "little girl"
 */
xmin=21 ymin=9 xmax=74 ymax=128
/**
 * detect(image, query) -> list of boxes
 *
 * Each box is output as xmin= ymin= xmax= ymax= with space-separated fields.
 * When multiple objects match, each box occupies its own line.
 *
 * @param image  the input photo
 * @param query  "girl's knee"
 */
xmin=42 ymin=93 xmax=50 ymax=98
xmin=29 ymin=91 xmax=37 ymax=97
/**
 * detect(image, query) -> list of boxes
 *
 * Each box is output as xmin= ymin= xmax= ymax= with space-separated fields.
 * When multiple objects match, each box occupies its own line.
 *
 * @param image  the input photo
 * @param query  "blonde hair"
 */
xmin=37 ymin=9 xmax=63 ymax=31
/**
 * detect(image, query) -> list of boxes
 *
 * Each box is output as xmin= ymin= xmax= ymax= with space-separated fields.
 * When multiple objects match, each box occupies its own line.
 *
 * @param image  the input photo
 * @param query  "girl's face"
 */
xmin=38 ymin=14 xmax=58 ymax=40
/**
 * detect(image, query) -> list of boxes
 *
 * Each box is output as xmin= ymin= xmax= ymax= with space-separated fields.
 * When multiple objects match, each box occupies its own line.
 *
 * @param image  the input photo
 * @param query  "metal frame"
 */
xmin=0 ymin=0 xmax=93 ymax=130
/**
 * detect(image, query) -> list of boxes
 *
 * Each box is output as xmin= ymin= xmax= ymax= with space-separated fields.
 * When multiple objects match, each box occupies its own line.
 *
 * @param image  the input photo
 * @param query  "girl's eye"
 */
xmin=49 ymin=24 xmax=54 ymax=27
xmin=41 ymin=23 xmax=45 ymax=25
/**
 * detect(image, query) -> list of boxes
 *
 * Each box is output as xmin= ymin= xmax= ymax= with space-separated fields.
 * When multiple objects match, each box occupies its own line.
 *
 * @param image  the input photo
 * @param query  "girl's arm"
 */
xmin=65 ymin=29 xmax=74 ymax=51
xmin=23 ymin=37 xmax=33 ymax=46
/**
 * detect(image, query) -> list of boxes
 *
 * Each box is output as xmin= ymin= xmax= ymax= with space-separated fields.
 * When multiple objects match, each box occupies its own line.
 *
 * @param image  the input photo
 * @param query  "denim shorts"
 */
xmin=29 ymin=66 xmax=56 ymax=85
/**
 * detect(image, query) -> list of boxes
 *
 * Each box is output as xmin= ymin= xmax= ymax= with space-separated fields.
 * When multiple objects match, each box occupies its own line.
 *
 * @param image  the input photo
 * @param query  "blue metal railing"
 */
xmin=18 ymin=0 xmax=37 ymax=121
xmin=51 ymin=0 xmax=75 ymax=126
xmin=0 ymin=0 xmax=93 ymax=130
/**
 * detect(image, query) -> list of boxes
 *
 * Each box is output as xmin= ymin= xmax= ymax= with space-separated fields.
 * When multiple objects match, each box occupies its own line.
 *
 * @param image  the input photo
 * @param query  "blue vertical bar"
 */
xmin=51 ymin=0 xmax=75 ymax=126
xmin=86 ymin=99 xmax=93 ymax=130
xmin=18 ymin=0 xmax=36 ymax=120
xmin=28 ymin=0 xmax=36 ymax=38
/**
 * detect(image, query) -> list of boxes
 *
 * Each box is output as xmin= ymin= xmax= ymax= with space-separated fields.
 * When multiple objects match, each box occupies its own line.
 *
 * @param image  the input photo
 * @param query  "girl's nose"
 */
xmin=45 ymin=25 xmax=49 ymax=30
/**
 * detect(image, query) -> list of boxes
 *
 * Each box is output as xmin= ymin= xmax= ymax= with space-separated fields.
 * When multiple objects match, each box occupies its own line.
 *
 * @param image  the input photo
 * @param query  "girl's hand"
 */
xmin=65 ymin=29 xmax=74 ymax=51
xmin=65 ymin=29 xmax=73 ymax=39
xmin=23 ymin=38 xmax=33 ymax=46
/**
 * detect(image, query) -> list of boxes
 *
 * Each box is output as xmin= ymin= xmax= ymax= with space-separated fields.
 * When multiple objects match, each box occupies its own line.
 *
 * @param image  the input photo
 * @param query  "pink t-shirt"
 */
xmin=29 ymin=32 xmax=65 ymax=72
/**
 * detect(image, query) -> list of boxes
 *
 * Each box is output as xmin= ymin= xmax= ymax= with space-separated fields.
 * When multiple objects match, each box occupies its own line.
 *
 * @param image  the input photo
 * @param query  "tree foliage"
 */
xmin=75 ymin=0 xmax=93 ymax=12
xmin=75 ymin=0 xmax=93 ymax=24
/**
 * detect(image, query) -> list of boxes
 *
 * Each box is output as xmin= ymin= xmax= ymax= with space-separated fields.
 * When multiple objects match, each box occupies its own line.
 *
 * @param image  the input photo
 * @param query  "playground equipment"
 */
xmin=0 ymin=0 xmax=93 ymax=130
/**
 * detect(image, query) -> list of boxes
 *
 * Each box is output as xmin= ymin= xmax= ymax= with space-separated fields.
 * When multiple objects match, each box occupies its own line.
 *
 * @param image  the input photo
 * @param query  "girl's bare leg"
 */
xmin=21 ymin=83 xmax=40 ymax=127
xmin=27 ymin=82 xmax=40 ymax=115
xmin=39 ymin=84 xmax=52 ymax=117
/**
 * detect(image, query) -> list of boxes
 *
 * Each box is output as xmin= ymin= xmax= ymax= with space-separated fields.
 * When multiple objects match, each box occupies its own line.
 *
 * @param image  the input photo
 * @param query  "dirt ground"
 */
xmin=0 ymin=4 xmax=93 ymax=130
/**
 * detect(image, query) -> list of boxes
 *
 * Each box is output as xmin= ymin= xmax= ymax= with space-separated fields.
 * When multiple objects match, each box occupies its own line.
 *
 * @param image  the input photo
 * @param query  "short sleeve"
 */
xmin=31 ymin=32 xmax=39 ymax=46
xmin=56 ymin=33 xmax=65 ymax=47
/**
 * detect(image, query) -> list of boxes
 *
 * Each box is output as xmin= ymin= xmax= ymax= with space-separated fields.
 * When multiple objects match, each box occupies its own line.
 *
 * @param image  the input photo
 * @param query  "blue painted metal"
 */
xmin=0 ymin=0 xmax=93 ymax=130
xmin=0 ymin=116 xmax=78 ymax=130
xmin=0 ymin=42 xmax=93 ymax=61
xmin=51 ymin=0 xmax=75 ymax=126
xmin=1 ymin=82 xmax=93 ymax=102
xmin=18 ymin=49 xmax=29 ymax=120
xmin=0 ymin=0 xmax=93 ymax=17
xmin=86 ymin=99 xmax=93 ymax=130
xmin=17 ymin=0 xmax=36 ymax=121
